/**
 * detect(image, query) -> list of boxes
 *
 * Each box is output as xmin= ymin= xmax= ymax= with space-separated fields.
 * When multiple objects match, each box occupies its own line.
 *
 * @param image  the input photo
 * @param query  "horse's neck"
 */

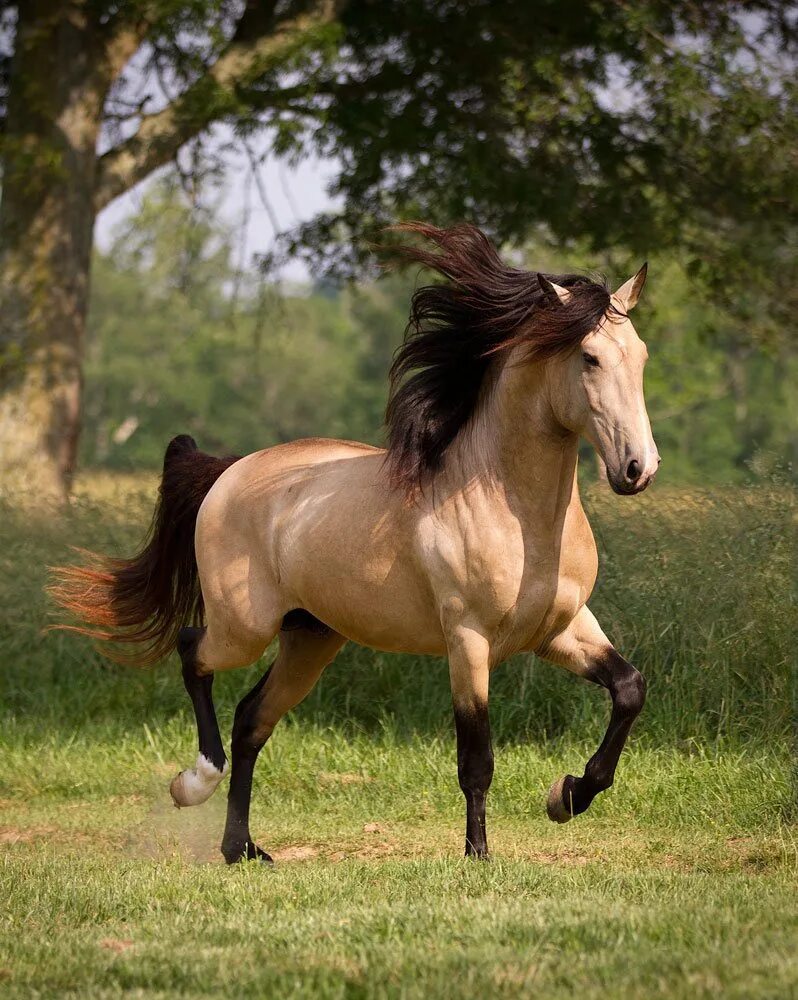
xmin=446 ymin=355 xmax=580 ymax=524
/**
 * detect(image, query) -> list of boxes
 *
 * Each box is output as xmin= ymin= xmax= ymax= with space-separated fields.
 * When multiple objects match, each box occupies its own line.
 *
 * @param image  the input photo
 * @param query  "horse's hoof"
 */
xmin=169 ymin=754 xmax=227 ymax=808
xmin=222 ymin=840 xmax=273 ymax=865
xmin=546 ymin=775 xmax=575 ymax=824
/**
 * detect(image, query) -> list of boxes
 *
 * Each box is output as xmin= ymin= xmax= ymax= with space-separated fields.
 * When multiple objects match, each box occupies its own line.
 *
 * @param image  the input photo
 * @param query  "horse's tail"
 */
xmin=49 ymin=435 xmax=239 ymax=666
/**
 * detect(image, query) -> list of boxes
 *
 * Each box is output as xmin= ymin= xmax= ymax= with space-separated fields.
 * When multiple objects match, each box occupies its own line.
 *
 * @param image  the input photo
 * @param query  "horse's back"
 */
xmin=200 ymin=437 xmax=385 ymax=511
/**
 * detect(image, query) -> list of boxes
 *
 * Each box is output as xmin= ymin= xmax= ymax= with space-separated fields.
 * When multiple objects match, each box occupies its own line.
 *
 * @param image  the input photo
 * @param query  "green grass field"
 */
xmin=0 ymin=477 xmax=795 ymax=998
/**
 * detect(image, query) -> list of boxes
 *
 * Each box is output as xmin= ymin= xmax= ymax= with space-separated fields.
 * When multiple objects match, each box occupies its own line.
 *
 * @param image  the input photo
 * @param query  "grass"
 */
xmin=0 ymin=475 xmax=795 ymax=998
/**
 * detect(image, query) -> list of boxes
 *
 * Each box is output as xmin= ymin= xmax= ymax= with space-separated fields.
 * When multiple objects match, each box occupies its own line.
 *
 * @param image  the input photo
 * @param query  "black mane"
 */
xmin=384 ymin=222 xmax=616 ymax=491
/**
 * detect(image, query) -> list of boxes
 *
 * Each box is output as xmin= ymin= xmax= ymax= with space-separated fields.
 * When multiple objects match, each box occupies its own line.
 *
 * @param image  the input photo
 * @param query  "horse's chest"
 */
xmin=512 ymin=516 xmax=598 ymax=653
xmin=422 ymin=500 xmax=597 ymax=655
xmin=423 ymin=515 xmax=540 ymax=619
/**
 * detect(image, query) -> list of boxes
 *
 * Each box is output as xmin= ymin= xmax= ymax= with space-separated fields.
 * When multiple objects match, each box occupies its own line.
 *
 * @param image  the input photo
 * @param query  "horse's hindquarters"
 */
xmin=193 ymin=440 xmax=447 ymax=664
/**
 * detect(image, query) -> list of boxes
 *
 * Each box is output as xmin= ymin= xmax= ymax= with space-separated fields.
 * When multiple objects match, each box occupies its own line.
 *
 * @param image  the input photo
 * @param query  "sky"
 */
xmin=95 ymin=131 xmax=341 ymax=284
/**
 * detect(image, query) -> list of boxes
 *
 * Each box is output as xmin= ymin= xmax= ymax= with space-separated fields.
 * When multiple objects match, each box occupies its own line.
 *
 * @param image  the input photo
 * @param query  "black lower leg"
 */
xmin=177 ymin=626 xmax=225 ymax=772
xmin=220 ymin=667 xmax=273 ymax=864
xmin=454 ymin=703 xmax=494 ymax=858
xmin=553 ymin=650 xmax=646 ymax=820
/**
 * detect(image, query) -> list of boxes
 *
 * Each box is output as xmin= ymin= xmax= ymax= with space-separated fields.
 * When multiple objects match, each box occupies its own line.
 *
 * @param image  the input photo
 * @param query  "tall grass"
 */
xmin=0 ymin=476 xmax=793 ymax=752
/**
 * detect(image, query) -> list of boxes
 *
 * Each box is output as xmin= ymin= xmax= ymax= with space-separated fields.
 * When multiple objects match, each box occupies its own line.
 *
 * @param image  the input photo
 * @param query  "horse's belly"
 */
xmin=275 ymin=497 xmax=447 ymax=654
xmin=308 ymin=597 xmax=447 ymax=656
xmin=291 ymin=558 xmax=447 ymax=656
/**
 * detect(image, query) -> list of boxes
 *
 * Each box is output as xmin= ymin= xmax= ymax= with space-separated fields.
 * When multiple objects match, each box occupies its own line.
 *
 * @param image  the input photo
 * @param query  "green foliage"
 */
xmin=84 ymin=181 xmax=796 ymax=484
xmin=270 ymin=1 xmax=798 ymax=309
xmin=6 ymin=0 xmax=794 ymax=313
xmin=1 ymin=0 xmax=795 ymax=500
xmin=82 ymin=180 xmax=408 ymax=467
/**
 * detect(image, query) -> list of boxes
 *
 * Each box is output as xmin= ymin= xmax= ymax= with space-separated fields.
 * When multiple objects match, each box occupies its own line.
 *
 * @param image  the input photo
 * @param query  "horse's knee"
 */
xmin=589 ymin=650 xmax=646 ymax=717
xmin=615 ymin=667 xmax=646 ymax=716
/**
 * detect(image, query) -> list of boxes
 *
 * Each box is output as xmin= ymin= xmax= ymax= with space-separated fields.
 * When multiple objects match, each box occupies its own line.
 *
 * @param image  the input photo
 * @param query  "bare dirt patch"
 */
xmin=352 ymin=840 xmax=400 ymax=860
xmin=724 ymin=836 xmax=787 ymax=873
xmin=0 ymin=822 xmax=123 ymax=853
xmin=272 ymin=844 xmax=319 ymax=862
xmin=323 ymin=836 xmax=420 ymax=862
xmin=0 ymin=825 xmax=57 ymax=845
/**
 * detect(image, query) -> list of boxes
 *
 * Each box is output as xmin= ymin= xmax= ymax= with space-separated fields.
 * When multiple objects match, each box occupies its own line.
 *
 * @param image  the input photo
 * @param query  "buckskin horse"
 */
xmin=51 ymin=223 xmax=659 ymax=863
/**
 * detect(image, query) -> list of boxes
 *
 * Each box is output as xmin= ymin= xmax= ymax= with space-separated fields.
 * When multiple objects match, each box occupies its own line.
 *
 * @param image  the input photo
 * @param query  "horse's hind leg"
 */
xmin=170 ymin=623 xmax=272 ymax=808
xmin=537 ymin=605 xmax=646 ymax=823
xmin=169 ymin=627 xmax=225 ymax=807
xmin=221 ymin=619 xmax=346 ymax=864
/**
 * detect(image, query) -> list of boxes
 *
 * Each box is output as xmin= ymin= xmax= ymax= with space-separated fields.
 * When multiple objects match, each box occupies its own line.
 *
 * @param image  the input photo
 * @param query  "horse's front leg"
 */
xmin=446 ymin=626 xmax=494 ymax=859
xmin=537 ymin=605 xmax=646 ymax=823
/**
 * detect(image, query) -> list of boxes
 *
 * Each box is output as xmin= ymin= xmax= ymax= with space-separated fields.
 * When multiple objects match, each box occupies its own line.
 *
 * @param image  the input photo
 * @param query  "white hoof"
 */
xmin=546 ymin=776 xmax=573 ymax=824
xmin=170 ymin=754 xmax=228 ymax=808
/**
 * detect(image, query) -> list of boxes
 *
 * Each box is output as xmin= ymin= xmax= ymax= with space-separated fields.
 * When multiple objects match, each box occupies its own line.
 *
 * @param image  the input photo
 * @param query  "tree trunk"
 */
xmin=0 ymin=3 xmax=107 ymax=501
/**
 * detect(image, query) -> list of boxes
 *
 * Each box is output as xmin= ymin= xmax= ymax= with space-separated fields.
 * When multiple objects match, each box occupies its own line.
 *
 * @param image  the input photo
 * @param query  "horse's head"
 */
xmin=545 ymin=265 xmax=660 ymax=495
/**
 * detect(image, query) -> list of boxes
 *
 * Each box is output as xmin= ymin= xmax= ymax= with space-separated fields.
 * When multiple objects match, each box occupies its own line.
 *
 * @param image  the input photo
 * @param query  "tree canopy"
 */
xmin=84 ymin=179 xmax=797 ymax=484
xmin=3 ymin=1 xmax=794 ymax=273
xmin=0 ymin=1 xmax=795 ymax=497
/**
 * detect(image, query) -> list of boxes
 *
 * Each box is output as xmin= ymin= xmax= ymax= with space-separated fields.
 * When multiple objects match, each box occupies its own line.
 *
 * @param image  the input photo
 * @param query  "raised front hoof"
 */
xmin=169 ymin=754 xmax=227 ymax=808
xmin=221 ymin=840 xmax=273 ymax=865
xmin=546 ymin=774 xmax=577 ymax=824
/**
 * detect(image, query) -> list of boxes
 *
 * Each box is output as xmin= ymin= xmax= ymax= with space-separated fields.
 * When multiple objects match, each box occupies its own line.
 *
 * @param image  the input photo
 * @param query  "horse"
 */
xmin=51 ymin=222 xmax=659 ymax=863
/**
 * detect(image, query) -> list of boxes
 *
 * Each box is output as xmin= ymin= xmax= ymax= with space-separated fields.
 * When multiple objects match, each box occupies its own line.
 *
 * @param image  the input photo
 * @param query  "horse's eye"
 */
xmin=582 ymin=352 xmax=600 ymax=368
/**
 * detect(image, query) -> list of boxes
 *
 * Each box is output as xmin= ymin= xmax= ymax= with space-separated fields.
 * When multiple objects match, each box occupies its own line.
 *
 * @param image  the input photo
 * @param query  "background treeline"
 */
xmin=83 ymin=179 xmax=796 ymax=485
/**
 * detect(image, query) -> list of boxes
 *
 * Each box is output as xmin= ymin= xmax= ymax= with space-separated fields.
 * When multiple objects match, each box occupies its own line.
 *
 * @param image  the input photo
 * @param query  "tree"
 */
xmin=83 ymin=178 xmax=406 ymax=466
xmin=0 ymin=1 xmax=794 ymax=498
xmin=84 ymin=180 xmax=794 ymax=485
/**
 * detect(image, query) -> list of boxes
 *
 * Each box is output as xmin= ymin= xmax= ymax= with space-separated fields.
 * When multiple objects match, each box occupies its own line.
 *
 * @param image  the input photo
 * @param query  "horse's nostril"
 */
xmin=626 ymin=459 xmax=642 ymax=482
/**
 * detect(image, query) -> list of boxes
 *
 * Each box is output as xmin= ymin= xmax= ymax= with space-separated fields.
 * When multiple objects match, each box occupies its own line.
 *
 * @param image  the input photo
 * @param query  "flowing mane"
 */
xmin=384 ymin=222 xmax=617 ymax=491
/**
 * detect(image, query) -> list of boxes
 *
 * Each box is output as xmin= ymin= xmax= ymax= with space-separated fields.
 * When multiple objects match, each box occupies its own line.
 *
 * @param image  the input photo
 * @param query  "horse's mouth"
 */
xmin=609 ymin=474 xmax=655 ymax=497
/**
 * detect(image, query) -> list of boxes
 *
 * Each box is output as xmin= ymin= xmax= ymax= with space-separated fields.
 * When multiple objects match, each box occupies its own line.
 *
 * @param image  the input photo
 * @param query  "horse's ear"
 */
xmin=614 ymin=262 xmax=648 ymax=311
xmin=537 ymin=274 xmax=571 ymax=306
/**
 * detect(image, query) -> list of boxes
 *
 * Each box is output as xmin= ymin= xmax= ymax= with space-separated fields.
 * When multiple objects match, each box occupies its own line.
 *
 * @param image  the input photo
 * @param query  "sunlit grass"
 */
xmin=0 ymin=473 xmax=795 ymax=997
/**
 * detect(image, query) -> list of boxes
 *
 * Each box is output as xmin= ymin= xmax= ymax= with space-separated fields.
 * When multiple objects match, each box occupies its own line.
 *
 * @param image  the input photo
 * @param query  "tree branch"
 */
xmin=94 ymin=0 xmax=344 ymax=212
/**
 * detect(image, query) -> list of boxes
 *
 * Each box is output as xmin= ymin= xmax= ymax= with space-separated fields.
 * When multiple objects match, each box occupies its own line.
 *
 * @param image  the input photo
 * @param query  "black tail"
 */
xmin=49 ymin=435 xmax=239 ymax=666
